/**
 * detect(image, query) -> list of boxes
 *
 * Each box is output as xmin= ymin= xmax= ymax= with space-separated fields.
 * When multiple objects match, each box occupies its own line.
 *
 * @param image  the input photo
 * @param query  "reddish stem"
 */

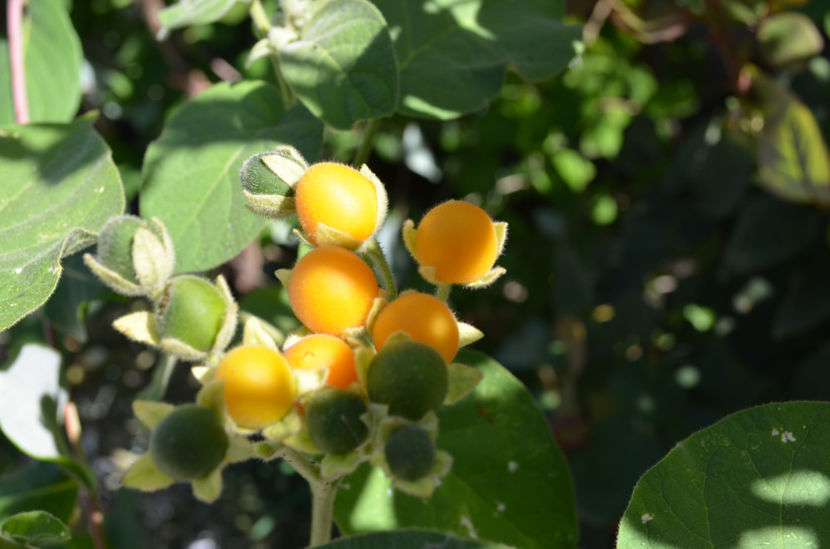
xmin=7 ymin=0 xmax=29 ymax=124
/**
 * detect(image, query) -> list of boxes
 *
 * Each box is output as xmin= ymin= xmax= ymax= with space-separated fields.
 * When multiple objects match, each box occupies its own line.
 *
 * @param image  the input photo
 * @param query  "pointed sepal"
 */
xmin=191 ymin=468 xmax=223 ymax=503
xmin=457 ymin=322 xmax=484 ymax=347
xmin=444 ymin=362 xmax=483 ymax=405
xmin=113 ymin=311 xmax=161 ymax=347
xmin=133 ymin=400 xmax=175 ymax=430
xmin=122 ymin=453 xmax=174 ymax=492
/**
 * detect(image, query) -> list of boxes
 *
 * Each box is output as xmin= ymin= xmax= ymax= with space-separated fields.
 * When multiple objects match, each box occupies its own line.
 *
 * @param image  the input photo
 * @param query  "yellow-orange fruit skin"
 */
xmin=214 ymin=345 xmax=296 ymax=430
xmin=284 ymin=334 xmax=359 ymax=389
xmin=288 ymin=246 xmax=379 ymax=336
xmin=414 ymin=200 xmax=498 ymax=284
xmin=295 ymin=162 xmax=379 ymax=246
xmin=372 ymin=292 xmax=459 ymax=362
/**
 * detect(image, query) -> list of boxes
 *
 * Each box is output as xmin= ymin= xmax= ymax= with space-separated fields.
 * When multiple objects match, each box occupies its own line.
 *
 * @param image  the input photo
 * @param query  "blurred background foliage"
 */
xmin=2 ymin=0 xmax=830 ymax=547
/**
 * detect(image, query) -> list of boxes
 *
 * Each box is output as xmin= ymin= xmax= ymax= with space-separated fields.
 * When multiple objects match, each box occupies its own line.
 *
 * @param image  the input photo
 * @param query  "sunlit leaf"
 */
xmin=0 ymin=116 xmax=124 ymax=331
xmin=140 ymin=81 xmax=323 ymax=273
xmin=618 ymin=401 xmax=830 ymax=547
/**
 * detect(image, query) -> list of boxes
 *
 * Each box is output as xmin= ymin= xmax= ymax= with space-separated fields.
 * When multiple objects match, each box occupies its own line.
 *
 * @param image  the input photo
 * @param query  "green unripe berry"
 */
xmin=367 ymin=340 xmax=448 ymax=420
xmin=96 ymin=215 xmax=148 ymax=281
xmin=305 ymin=388 xmax=369 ymax=455
xmin=385 ymin=425 xmax=435 ymax=481
xmin=150 ymin=405 xmax=228 ymax=480
xmin=159 ymin=276 xmax=226 ymax=351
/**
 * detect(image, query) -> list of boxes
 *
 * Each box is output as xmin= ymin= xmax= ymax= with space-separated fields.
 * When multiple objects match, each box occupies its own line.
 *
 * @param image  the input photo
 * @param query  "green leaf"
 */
xmin=157 ymin=0 xmax=240 ymax=32
xmin=0 ymin=345 xmax=68 ymax=461
xmin=755 ymin=74 xmax=830 ymax=207
xmin=0 ymin=462 xmax=78 ymax=523
xmin=317 ymin=529 xmax=511 ymax=548
xmin=335 ymin=350 xmax=578 ymax=549
xmin=42 ymin=254 xmax=109 ymax=343
xmin=0 ymin=116 xmax=125 ymax=331
xmin=723 ymin=194 xmax=819 ymax=273
xmin=757 ymin=12 xmax=824 ymax=69
xmin=140 ymin=81 xmax=323 ymax=274
xmin=618 ymin=401 xmax=830 ymax=547
xmin=1 ymin=511 xmax=70 ymax=545
xmin=374 ymin=0 xmax=581 ymax=119
xmin=278 ymin=0 xmax=398 ymax=129
xmin=0 ymin=0 xmax=82 ymax=124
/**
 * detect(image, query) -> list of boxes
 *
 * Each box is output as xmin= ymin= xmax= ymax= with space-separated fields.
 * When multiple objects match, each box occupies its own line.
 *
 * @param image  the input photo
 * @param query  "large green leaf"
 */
xmin=723 ymin=193 xmax=819 ymax=273
xmin=278 ymin=0 xmax=398 ymax=129
xmin=755 ymin=74 xmax=830 ymax=207
xmin=158 ymin=0 xmax=240 ymax=31
xmin=0 ymin=116 xmax=124 ymax=331
xmin=318 ymin=530 xmax=510 ymax=548
xmin=0 ymin=0 xmax=82 ymax=124
xmin=0 ymin=511 xmax=70 ymax=545
xmin=140 ymin=81 xmax=323 ymax=274
xmin=374 ymin=0 xmax=581 ymax=119
xmin=618 ymin=402 xmax=830 ymax=547
xmin=0 ymin=462 xmax=78 ymax=523
xmin=0 ymin=345 xmax=68 ymax=461
xmin=335 ymin=351 xmax=578 ymax=549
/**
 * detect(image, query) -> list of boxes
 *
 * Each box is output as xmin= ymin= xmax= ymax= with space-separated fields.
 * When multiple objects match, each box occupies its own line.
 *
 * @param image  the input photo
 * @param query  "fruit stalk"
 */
xmin=363 ymin=237 xmax=397 ymax=300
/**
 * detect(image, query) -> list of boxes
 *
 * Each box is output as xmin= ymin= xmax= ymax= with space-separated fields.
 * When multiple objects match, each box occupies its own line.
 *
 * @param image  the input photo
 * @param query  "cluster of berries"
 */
xmin=85 ymin=146 xmax=507 ymax=501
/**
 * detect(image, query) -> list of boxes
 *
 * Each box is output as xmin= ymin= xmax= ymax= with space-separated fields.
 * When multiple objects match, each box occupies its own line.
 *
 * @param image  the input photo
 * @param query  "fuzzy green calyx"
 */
xmin=149 ymin=404 xmax=229 ymax=481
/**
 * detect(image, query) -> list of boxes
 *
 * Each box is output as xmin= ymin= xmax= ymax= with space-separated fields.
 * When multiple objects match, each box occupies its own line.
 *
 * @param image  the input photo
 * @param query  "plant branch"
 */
xmin=362 ymin=237 xmax=397 ymax=301
xmin=353 ymin=118 xmax=381 ymax=167
xmin=8 ymin=0 xmax=29 ymax=124
xmin=136 ymin=354 xmax=177 ymax=401
xmin=249 ymin=0 xmax=294 ymax=106
xmin=309 ymin=477 xmax=340 ymax=546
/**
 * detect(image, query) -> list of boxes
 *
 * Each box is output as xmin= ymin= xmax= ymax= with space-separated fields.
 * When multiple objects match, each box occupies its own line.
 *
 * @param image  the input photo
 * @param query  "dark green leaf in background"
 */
xmin=723 ymin=193 xmax=819 ymax=273
xmin=0 ymin=462 xmax=77 ymax=524
xmin=618 ymin=402 xmax=830 ymax=547
xmin=374 ymin=0 xmax=581 ymax=119
xmin=157 ymin=0 xmax=240 ymax=32
xmin=0 ymin=116 xmax=124 ymax=331
xmin=335 ymin=351 xmax=578 ymax=549
xmin=0 ymin=0 xmax=82 ymax=124
xmin=318 ymin=529 xmax=511 ymax=549
xmin=0 ymin=511 xmax=70 ymax=545
xmin=140 ymin=81 xmax=323 ymax=274
xmin=279 ymin=0 xmax=399 ymax=130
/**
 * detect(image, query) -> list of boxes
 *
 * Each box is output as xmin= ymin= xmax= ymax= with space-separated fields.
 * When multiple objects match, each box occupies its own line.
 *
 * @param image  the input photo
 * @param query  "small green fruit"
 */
xmin=367 ymin=340 xmax=448 ymax=420
xmin=150 ymin=405 xmax=228 ymax=480
xmin=305 ymin=388 xmax=368 ymax=455
xmin=240 ymin=152 xmax=295 ymax=197
xmin=159 ymin=276 xmax=226 ymax=351
xmin=385 ymin=425 xmax=435 ymax=481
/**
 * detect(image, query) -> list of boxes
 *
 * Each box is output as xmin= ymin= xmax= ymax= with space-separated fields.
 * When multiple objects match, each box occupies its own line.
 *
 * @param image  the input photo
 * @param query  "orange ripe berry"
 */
xmin=288 ymin=246 xmax=379 ymax=335
xmin=284 ymin=334 xmax=359 ymax=389
xmin=415 ymin=200 xmax=499 ymax=284
xmin=295 ymin=162 xmax=379 ymax=247
xmin=215 ymin=345 xmax=296 ymax=430
xmin=372 ymin=292 xmax=459 ymax=362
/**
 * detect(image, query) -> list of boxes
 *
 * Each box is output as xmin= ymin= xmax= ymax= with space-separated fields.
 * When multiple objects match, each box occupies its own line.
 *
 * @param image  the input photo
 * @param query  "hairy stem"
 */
xmin=353 ymin=118 xmax=381 ymax=167
xmin=363 ymin=237 xmax=397 ymax=300
xmin=136 ymin=354 xmax=177 ymax=401
xmin=309 ymin=478 xmax=341 ymax=546
xmin=8 ymin=0 xmax=29 ymax=124
xmin=249 ymin=0 xmax=294 ymax=106
xmin=435 ymin=283 xmax=452 ymax=302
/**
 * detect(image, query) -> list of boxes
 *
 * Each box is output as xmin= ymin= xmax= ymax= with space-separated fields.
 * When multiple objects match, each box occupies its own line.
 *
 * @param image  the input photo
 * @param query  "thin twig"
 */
xmin=583 ymin=0 xmax=616 ymax=46
xmin=7 ymin=0 xmax=29 ymax=123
